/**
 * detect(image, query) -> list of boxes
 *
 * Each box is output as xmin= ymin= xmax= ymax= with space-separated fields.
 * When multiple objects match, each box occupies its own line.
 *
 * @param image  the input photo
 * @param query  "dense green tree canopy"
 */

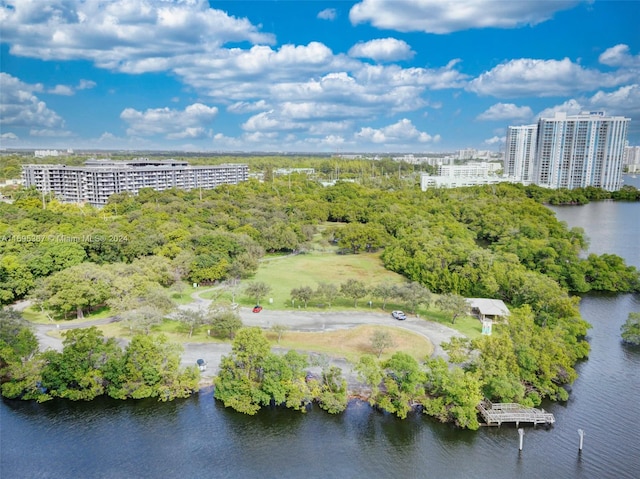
xmin=213 ymin=327 xmax=350 ymax=415
xmin=209 ymin=310 xmax=243 ymax=339
xmin=214 ymin=327 xmax=317 ymax=414
xmin=1 ymin=170 xmax=637 ymax=309
xmin=1 ymin=323 xmax=199 ymax=402
xmin=40 ymin=327 xmax=122 ymax=401
xmin=107 ymin=334 xmax=198 ymax=401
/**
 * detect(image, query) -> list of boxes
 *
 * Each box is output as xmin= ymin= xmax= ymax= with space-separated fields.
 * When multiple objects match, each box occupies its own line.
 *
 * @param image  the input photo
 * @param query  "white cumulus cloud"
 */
xmin=167 ymin=127 xmax=210 ymax=140
xmin=0 ymin=0 xmax=275 ymax=72
xmin=537 ymin=85 xmax=640 ymax=121
xmin=317 ymin=8 xmax=337 ymax=21
xmin=468 ymin=57 xmax=630 ymax=98
xmin=477 ymin=103 xmax=533 ymax=121
xmin=484 ymin=136 xmax=504 ymax=145
xmin=241 ymin=111 xmax=281 ymax=132
xmin=264 ymin=66 xmax=456 ymax=126
xmin=599 ymin=44 xmax=640 ymax=68
xmin=0 ymin=73 xmax=65 ymax=129
xmin=241 ymin=110 xmax=305 ymax=132
xmin=46 ymin=79 xmax=97 ymax=96
xmin=120 ymin=103 xmax=218 ymax=139
xmin=0 ymin=0 xmax=474 ymax=151
xmin=355 ymin=118 xmax=438 ymax=144
xmin=348 ymin=38 xmax=415 ymax=62
xmin=319 ymin=135 xmax=345 ymax=146
xmin=349 ymin=0 xmax=583 ymax=34
xmin=77 ymin=79 xmax=97 ymax=90
xmin=48 ymin=85 xmax=75 ymax=96
xmin=537 ymin=99 xmax=584 ymax=119
xmin=174 ymin=42 xmax=352 ymax=101
xmin=355 ymin=60 xmax=468 ymax=91
xmin=588 ymin=84 xmax=640 ymax=118
xmin=227 ymin=100 xmax=269 ymax=114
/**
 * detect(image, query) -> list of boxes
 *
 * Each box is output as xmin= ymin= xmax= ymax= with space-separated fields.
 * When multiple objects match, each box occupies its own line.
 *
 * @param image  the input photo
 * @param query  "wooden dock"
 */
xmin=478 ymin=401 xmax=555 ymax=427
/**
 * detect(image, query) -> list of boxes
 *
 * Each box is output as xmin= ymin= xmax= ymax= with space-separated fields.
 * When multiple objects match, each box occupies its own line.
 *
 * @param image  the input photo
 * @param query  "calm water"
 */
xmin=2 ymin=192 xmax=640 ymax=479
xmin=550 ymin=175 xmax=640 ymax=268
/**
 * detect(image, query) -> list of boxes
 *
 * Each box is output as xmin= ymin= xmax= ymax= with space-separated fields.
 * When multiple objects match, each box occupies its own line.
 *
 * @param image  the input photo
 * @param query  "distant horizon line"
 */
xmin=1 ymin=148 xmax=504 ymax=157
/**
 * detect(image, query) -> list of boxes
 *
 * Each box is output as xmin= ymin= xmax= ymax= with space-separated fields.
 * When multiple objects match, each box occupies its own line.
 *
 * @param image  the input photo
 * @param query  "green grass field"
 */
xmin=266 ymin=325 xmax=433 ymax=363
xmin=243 ymin=250 xmax=406 ymax=309
xmin=168 ymin=283 xmax=199 ymax=305
xmin=425 ymin=312 xmax=482 ymax=339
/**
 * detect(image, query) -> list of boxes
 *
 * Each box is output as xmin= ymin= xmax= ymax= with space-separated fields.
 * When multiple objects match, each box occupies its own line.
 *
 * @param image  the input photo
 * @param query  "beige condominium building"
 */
xmin=22 ymin=159 xmax=248 ymax=207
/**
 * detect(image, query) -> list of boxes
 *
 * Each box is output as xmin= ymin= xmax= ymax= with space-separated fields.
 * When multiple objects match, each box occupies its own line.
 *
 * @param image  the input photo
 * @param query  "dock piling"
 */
xmin=578 ymin=429 xmax=584 ymax=452
xmin=518 ymin=428 xmax=524 ymax=451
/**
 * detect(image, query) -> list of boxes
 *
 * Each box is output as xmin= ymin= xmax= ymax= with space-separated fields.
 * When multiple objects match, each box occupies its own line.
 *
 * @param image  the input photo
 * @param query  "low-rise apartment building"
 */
xmin=420 ymin=162 xmax=506 ymax=190
xmin=22 ymin=159 xmax=248 ymax=207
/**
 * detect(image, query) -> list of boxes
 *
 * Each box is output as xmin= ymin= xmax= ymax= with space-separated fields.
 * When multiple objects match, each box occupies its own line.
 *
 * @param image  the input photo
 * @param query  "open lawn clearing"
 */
xmin=244 ymin=251 xmax=405 ymax=308
xmin=266 ymin=324 xmax=433 ymax=363
xmin=169 ymin=283 xmax=199 ymax=305
xmin=421 ymin=311 xmax=482 ymax=339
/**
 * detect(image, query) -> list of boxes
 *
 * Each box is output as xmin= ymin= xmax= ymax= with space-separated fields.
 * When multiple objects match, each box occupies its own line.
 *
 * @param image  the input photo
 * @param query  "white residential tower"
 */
xmin=504 ymin=125 xmax=537 ymax=184
xmin=533 ymin=112 xmax=629 ymax=191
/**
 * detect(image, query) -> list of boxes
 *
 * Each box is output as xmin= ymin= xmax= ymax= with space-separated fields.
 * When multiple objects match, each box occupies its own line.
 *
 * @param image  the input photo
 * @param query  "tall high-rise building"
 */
xmin=533 ymin=112 xmax=629 ymax=191
xmin=504 ymin=124 xmax=537 ymax=184
xmin=624 ymin=145 xmax=640 ymax=173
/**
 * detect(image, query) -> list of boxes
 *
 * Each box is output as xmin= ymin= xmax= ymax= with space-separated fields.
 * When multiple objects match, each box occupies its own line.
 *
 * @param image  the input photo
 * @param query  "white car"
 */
xmin=392 ymin=310 xmax=407 ymax=320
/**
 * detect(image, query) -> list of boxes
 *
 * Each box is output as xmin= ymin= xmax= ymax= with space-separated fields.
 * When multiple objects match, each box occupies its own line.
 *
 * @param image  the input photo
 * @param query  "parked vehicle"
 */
xmin=252 ymin=305 xmax=263 ymax=313
xmin=391 ymin=310 xmax=406 ymax=320
xmin=196 ymin=359 xmax=207 ymax=372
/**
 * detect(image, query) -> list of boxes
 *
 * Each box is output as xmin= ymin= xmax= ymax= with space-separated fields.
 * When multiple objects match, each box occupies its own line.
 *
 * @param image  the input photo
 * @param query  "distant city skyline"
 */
xmin=1 ymin=1 xmax=639 ymax=153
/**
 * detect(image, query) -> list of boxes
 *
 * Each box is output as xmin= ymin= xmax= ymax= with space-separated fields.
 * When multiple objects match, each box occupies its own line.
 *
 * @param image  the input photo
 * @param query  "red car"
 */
xmin=252 ymin=305 xmax=263 ymax=313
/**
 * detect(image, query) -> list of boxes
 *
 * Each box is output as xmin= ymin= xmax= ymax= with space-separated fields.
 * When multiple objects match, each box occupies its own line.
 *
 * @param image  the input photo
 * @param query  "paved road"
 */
xmin=181 ymin=287 xmax=463 ymax=378
xmin=20 ymin=291 xmax=464 ymax=385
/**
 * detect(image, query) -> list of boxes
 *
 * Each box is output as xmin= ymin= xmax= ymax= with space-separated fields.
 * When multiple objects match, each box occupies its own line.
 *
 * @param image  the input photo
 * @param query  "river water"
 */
xmin=2 ymin=183 xmax=639 ymax=479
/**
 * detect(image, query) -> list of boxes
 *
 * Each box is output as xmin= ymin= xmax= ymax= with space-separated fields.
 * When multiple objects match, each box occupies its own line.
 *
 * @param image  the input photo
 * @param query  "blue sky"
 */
xmin=1 ymin=0 xmax=639 ymax=153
